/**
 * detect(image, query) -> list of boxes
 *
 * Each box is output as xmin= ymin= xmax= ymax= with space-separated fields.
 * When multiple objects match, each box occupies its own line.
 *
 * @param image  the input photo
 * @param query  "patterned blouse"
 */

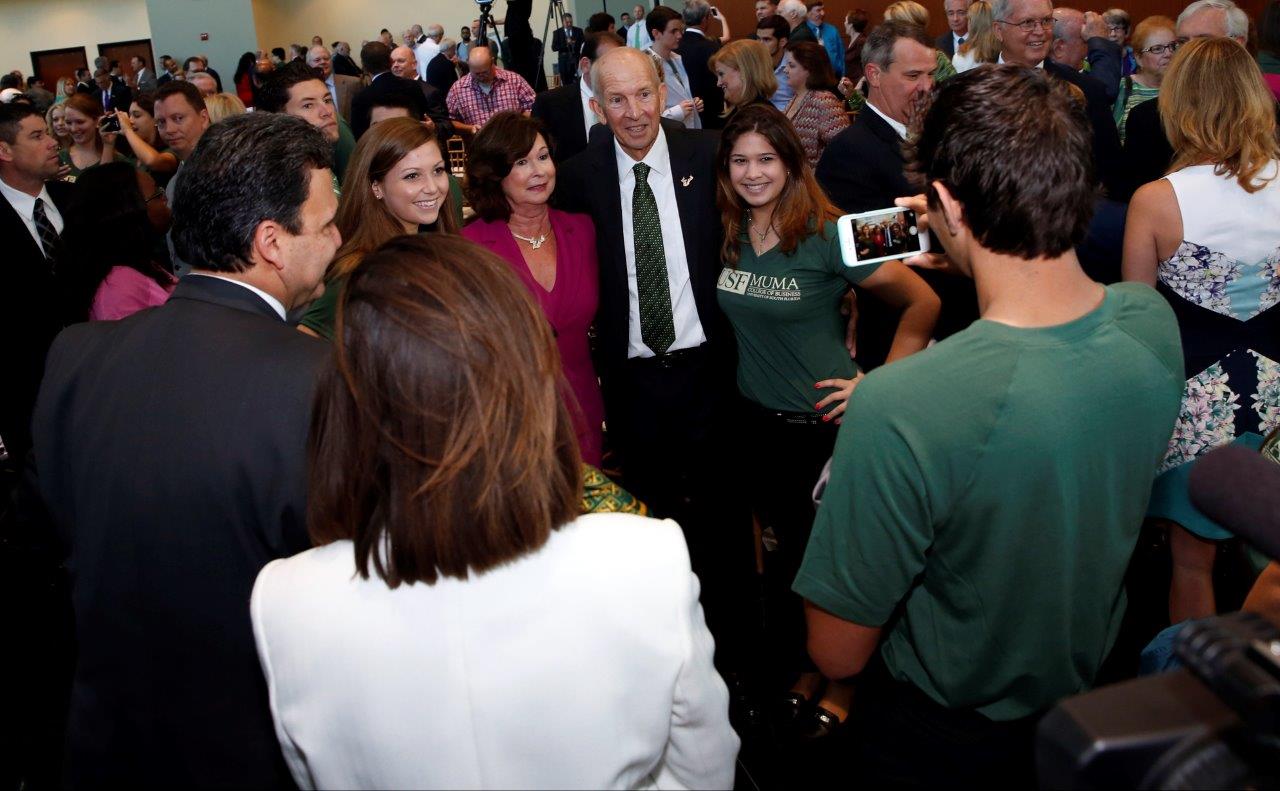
xmin=788 ymin=89 xmax=850 ymax=168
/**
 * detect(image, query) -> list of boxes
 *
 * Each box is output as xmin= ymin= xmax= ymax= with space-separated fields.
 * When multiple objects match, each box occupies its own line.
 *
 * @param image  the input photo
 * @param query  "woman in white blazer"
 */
xmin=250 ymin=235 xmax=740 ymax=790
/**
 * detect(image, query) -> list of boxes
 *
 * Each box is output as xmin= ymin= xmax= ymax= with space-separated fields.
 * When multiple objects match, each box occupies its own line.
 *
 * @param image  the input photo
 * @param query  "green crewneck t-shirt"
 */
xmin=716 ymin=220 xmax=882 ymax=414
xmin=794 ymin=282 xmax=1184 ymax=720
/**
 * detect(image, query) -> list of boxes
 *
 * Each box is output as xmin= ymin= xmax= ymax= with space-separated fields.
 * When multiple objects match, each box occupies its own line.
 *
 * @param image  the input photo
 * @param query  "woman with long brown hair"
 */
xmin=250 ymin=235 xmax=739 ymax=788
xmin=714 ymin=103 xmax=937 ymax=739
xmin=60 ymin=92 xmax=130 ymax=178
xmin=781 ymin=40 xmax=849 ymax=167
xmin=299 ymin=117 xmax=457 ymax=338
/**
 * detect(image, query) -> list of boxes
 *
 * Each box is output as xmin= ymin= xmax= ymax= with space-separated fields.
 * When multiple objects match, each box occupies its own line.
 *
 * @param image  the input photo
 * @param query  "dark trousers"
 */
xmin=852 ymin=657 xmax=1040 ymax=787
xmin=739 ymin=400 xmax=838 ymax=679
xmin=603 ymin=347 xmax=757 ymax=670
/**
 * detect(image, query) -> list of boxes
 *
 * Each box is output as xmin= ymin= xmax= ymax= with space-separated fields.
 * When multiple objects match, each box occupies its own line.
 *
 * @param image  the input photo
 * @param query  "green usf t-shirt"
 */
xmin=716 ymin=221 xmax=881 ymax=414
xmin=794 ymin=283 xmax=1184 ymax=720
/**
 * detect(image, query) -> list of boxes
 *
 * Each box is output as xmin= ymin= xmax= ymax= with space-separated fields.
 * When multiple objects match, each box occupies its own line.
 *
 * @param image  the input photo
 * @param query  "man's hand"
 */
xmin=894 ymin=194 xmax=961 ymax=275
xmin=1082 ymin=11 xmax=1108 ymax=40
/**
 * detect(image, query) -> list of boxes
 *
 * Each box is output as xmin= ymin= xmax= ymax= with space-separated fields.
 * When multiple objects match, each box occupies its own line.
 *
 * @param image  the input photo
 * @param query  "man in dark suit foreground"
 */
xmin=533 ymin=31 xmax=623 ymax=163
xmin=30 ymin=112 xmax=338 ymax=788
xmin=554 ymin=47 xmax=755 ymax=688
xmin=0 ymin=104 xmax=74 ymax=480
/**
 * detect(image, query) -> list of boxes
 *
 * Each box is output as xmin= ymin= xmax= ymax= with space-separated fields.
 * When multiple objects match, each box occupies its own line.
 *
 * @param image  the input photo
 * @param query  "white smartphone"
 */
xmin=836 ymin=207 xmax=931 ymax=267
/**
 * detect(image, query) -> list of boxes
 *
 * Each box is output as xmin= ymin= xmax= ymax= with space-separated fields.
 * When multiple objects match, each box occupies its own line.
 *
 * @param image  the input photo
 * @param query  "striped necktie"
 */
xmin=32 ymin=197 xmax=61 ymax=268
xmin=631 ymin=162 xmax=676 ymax=354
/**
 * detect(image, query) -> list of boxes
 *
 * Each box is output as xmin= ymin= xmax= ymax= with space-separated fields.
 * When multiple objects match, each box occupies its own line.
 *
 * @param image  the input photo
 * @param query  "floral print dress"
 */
xmin=1148 ymin=161 xmax=1280 ymax=538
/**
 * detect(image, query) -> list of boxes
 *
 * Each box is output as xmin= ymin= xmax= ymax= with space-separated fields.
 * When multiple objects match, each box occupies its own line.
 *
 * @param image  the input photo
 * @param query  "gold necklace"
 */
xmin=509 ymin=219 xmax=549 ymax=249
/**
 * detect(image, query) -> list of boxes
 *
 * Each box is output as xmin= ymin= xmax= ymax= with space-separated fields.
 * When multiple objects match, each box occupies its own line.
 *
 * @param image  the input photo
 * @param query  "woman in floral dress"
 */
xmin=1123 ymin=38 xmax=1280 ymax=623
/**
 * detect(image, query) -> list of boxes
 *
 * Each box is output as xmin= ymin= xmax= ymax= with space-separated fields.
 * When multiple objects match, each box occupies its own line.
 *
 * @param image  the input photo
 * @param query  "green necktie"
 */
xmin=631 ymin=162 xmax=676 ymax=355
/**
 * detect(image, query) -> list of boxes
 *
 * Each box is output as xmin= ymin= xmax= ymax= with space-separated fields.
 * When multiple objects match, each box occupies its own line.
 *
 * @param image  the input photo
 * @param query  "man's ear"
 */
xmin=251 ymin=220 xmax=288 ymax=275
xmin=589 ymin=96 xmax=605 ymax=124
xmin=0 ymin=140 xmax=13 ymax=166
xmin=932 ymin=180 xmax=964 ymax=237
xmin=865 ymin=62 xmax=882 ymax=90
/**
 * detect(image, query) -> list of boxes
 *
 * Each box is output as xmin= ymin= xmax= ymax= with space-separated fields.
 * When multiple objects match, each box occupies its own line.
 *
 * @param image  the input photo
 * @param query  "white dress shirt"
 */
xmin=579 ymin=78 xmax=597 ymax=139
xmin=0 ymin=176 xmax=64 ymax=257
xmin=186 ymin=273 xmax=287 ymax=320
xmin=865 ymin=100 xmax=908 ymax=139
xmin=997 ymin=52 xmax=1044 ymax=69
xmin=628 ymin=22 xmax=653 ymax=50
xmin=647 ymin=48 xmax=702 ymax=130
xmin=414 ymin=36 xmax=440 ymax=80
xmin=251 ymin=512 xmax=740 ymax=790
xmin=614 ymin=127 xmax=707 ymax=358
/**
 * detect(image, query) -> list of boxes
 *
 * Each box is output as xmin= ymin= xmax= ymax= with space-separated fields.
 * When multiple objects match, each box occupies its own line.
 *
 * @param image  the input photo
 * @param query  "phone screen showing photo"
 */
xmin=846 ymin=209 xmax=924 ymax=265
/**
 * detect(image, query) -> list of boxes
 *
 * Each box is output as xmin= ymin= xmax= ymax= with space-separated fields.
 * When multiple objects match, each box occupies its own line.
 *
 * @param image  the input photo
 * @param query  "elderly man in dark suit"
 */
xmin=93 ymin=68 xmax=131 ymax=112
xmin=29 ymin=112 xmax=338 ymax=789
xmin=350 ymin=41 xmax=427 ymax=138
xmin=426 ymin=38 xmax=461 ymax=96
xmin=554 ymin=46 xmax=756 ymax=700
xmin=532 ymin=31 xmax=624 ymax=163
xmin=936 ymin=0 xmax=969 ymax=57
xmin=817 ymin=21 xmax=978 ymax=368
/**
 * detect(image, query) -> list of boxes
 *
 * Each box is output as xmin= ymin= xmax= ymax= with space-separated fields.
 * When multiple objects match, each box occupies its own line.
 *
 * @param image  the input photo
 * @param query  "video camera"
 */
xmin=1037 ymin=444 xmax=1280 ymax=788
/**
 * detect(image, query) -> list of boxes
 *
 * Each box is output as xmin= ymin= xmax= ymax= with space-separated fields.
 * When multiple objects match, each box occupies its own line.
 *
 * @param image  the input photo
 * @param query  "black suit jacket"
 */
xmin=97 ymin=83 xmax=133 ymax=113
xmin=552 ymin=25 xmax=585 ymax=65
xmin=789 ymin=23 xmax=817 ymax=44
xmin=1122 ymin=97 xmax=1173 ymax=195
xmin=816 ymin=108 xmax=912 ymax=214
xmin=1043 ymin=59 xmax=1126 ymax=198
xmin=350 ymin=71 xmax=427 ymax=138
xmin=333 ymin=52 xmax=363 ymax=78
xmin=0 ymin=180 xmax=76 ymax=470
xmin=936 ymin=31 xmax=955 ymax=58
xmin=412 ymin=77 xmax=455 ymax=139
xmin=31 ymin=274 xmax=328 ymax=788
xmin=74 ymin=81 xmax=93 ymax=94
xmin=425 ymin=52 xmax=458 ymax=96
xmin=677 ymin=30 xmax=725 ymax=129
xmin=554 ymin=120 xmax=730 ymax=372
xmin=532 ymin=83 xmax=591 ymax=163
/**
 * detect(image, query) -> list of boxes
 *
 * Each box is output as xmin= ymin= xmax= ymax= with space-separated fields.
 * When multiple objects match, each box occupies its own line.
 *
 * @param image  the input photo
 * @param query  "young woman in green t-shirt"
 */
xmin=714 ymin=103 xmax=939 ymax=739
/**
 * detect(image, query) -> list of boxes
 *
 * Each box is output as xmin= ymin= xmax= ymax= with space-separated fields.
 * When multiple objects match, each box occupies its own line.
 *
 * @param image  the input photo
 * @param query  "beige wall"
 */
xmin=251 ymin=0 xmax=581 ymax=75
xmin=0 ymin=0 xmax=151 ymax=77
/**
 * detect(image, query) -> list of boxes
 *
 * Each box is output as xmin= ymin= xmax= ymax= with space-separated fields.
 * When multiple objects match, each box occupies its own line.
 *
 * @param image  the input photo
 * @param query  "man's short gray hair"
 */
xmin=1178 ymin=0 xmax=1249 ymax=38
xmin=991 ymin=0 xmax=1015 ymax=22
xmin=862 ymin=18 xmax=935 ymax=70
xmin=683 ymin=0 xmax=712 ymax=25
xmin=427 ymin=24 xmax=444 ymax=40
xmin=440 ymin=38 xmax=458 ymax=56
xmin=1102 ymin=8 xmax=1130 ymax=30
xmin=779 ymin=0 xmax=807 ymax=21
xmin=1051 ymin=8 xmax=1083 ymax=41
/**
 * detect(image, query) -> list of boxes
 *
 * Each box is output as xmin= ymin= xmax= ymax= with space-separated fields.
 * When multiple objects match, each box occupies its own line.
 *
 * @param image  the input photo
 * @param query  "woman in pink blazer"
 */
xmin=462 ymin=112 xmax=605 ymax=466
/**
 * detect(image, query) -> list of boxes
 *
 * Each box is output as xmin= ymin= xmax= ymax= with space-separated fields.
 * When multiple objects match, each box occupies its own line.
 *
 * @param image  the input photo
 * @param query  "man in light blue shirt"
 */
xmin=756 ymin=14 xmax=793 ymax=110
xmin=805 ymin=1 xmax=846 ymax=77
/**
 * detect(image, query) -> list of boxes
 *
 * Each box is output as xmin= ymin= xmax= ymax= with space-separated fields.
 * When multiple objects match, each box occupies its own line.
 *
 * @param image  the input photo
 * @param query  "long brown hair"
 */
xmin=329 ymin=117 xmax=458 ymax=279
xmin=308 ymin=235 xmax=583 ymax=587
xmin=1161 ymin=36 xmax=1280 ymax=192
xmin=716 ymin=103 xmax=839 ymax=266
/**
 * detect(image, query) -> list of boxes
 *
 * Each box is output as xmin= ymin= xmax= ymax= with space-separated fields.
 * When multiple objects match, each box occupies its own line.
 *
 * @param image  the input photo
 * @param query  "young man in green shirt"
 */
xmin=792 ymin=65 xmax=1184 ymax=784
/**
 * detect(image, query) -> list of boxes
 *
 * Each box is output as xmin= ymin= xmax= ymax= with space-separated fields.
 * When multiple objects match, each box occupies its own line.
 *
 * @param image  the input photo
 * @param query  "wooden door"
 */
xmin=97 ymin=39 xmax=156 ymax=87
xmin=30 ymin=47 xmax=88 ymax=95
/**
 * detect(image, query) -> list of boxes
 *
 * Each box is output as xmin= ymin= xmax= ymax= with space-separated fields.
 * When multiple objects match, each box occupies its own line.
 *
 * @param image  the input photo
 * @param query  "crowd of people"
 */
xmin=3 ymin=0 xmax=1280 ymax=788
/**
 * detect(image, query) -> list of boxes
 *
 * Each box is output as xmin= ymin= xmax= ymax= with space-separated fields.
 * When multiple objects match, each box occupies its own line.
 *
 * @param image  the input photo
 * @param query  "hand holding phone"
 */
xmin=836 ymin=206 xmax=931 ymax=267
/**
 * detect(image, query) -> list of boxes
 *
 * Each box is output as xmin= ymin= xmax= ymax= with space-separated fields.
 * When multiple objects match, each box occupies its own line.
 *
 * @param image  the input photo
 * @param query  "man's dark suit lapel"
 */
xmin=0 ymin=197 xmax=44 ymax=266
xmin=862 ymin=109 xmax=906 ymax=165
xmin=665 ymin=128 xmax=705 ymax=285
xmin=591 ymin=139 xmax=626 ymax=288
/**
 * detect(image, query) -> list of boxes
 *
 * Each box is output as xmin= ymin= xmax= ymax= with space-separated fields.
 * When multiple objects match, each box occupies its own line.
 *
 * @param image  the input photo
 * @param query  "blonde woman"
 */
xmin=204 ymin=92 xmax=247 ymax=123
xmin=709 ymin=39 xmax=778 ymax=123
xmin=54 ymin=76 xmax=75 ymax=104
xmin=1122 ymin=37 xmax=1280 ymax=625
xmin=951 ymin=1 xmax=1001 ymax=71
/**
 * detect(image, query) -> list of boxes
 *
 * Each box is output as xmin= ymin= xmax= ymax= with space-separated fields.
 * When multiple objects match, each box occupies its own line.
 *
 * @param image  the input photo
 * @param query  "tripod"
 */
xmin=476 ymin=1 xmax=505 ymax=58
xmin=538 ymin=0 xmax=569 ymax=86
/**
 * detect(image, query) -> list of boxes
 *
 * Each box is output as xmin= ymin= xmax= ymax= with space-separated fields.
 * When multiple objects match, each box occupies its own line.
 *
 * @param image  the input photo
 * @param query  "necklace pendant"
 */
xmin=530 ymin=235 xmax=545 ymax=250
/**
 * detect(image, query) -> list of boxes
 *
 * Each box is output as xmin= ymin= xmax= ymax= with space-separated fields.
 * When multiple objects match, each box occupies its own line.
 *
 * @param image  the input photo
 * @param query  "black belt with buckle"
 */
xmin=629 ymin=344 xmax=710 ymax=369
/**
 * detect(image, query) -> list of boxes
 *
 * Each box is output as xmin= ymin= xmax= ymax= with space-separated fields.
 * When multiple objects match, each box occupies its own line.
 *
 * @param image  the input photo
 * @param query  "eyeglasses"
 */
xmin=144 ymin=188 xmax=166 ymax=204
xmin=1106 ymin=24 xmax=1127 ymax=32
xmin=1140 ymin=41 xmax=1180 ymax=55
xmin=998 ymin=16 xmax=1054 ymax=32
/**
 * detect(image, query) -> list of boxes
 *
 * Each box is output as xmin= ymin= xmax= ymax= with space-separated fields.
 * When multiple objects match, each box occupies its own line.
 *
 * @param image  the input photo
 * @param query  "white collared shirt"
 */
xmin=865 ymin=100 xmax=908 ymax=139
xmin=628 ymin=23 xmax=653 ymax=51
xmin=186 ymin=272 xmax=287 ymax=320
xmin=997 ymin=52 xmax=1045 ymax=69
xmin=0 ymin=175 xmax=64 ymax=256
xmin=953 ymin=31 xmax=966 ymax=52
xmin=579 ymin=78 xmax=597 ymax=139
xmin=414 ymin=37 xmax=440 ymax=80
xmin=613 ymin=127 xmax=707 ymax=358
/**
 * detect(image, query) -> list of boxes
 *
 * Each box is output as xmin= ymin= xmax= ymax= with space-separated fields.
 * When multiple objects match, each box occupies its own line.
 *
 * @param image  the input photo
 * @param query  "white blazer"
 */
xmin=251 ymin=512 xmax=740 ymax=790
